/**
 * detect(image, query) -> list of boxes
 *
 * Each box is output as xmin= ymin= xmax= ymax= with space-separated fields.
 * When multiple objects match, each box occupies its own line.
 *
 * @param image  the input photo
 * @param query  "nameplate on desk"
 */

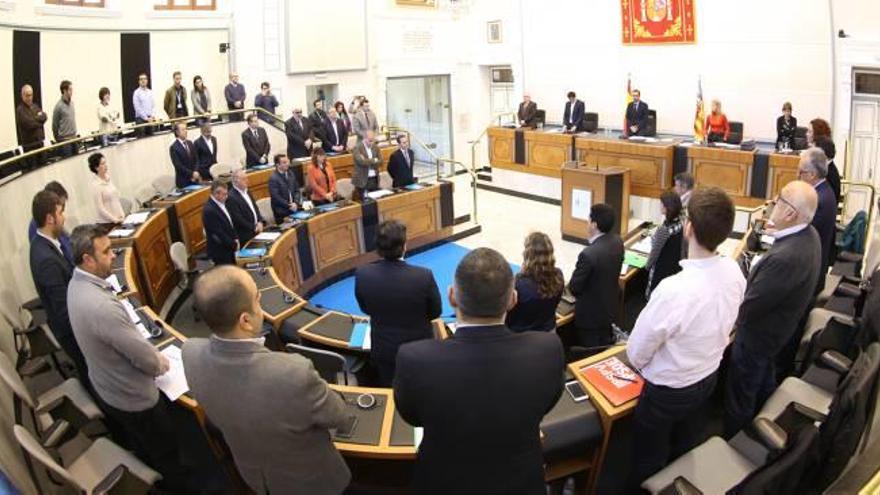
xmin=237 ymin=247 xmax=267 ymax=258
xmin=579 ymin=356 xmax=643 ymax=407
xmin=349 ymin=322 xmax=371 ymax=349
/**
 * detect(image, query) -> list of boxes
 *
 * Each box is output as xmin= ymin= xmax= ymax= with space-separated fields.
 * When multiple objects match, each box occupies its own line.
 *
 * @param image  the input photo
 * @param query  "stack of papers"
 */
xmin=254 ymin=232 xmax=282 ymax=242
xmin=108 ymin=228 xmax=135 ymax=238
xmin=123 ymin=212 xmax=150 ymax=225
xmin=105 ymin=274 xmax=123 ymax=293
xmin=366 ymin=189 xmax=394 ymax=200
xmin=121 ymin=299 xmax=151 ymax=339
xmin=155 ymin=346 xmax=189 ymax=401
xmin=630 ymin=236 xmax=653 ymax=255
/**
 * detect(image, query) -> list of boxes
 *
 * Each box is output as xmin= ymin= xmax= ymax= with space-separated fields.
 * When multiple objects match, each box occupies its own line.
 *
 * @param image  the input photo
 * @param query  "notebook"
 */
xmin=579 ymin=356 xmax=644 ymax=406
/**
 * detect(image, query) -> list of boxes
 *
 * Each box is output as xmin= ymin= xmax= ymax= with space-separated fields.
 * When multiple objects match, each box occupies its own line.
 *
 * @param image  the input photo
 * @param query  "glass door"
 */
xmin=386 ymin=75 xmax=453 ymax=176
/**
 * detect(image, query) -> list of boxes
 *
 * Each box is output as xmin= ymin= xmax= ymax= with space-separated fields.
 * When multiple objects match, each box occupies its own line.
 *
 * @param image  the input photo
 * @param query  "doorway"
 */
xmin=386 ymin=75 xmax=453 ymax=177
xmin=848 ymin=70 xmax=880 ymax=222
xmin=305 ymin=83 xmax=339 ymax=116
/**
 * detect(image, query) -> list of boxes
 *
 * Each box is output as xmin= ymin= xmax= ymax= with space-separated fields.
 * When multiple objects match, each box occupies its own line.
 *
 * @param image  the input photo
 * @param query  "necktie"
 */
xmin=252 ymin=129 xmax=257 ymax=139
xmin=365 ymin=112 xmax=371 ymax=129
xmin=404 ymin=150 xmax=410 ymax=168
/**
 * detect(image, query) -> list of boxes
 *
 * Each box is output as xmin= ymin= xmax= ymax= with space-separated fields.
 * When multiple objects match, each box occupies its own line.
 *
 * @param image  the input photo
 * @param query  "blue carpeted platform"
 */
xmin=309 ymin=242 xmax=519 ymax=319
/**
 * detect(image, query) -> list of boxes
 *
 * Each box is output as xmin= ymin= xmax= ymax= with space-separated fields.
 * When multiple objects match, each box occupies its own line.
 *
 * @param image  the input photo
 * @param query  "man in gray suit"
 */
xmin=351 ymin=98 xmax=379 ymax=141
xmin=352 ymin=129 xmax=383 ymax=200
xmin=182 ymin=265 xmax=351 ymax=494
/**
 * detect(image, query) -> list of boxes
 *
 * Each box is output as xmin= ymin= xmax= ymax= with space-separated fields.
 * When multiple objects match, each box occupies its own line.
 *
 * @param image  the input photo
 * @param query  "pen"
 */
xmin=612 ymin=374 xmax=637 ymax=383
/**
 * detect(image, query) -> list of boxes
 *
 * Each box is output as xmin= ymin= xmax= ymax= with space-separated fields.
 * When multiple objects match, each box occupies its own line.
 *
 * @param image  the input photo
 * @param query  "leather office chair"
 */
xmin=727 ymin=121 xmax=744 ymax=144
xmin=794 ymin=126 xmax=809 ymax=150
xmin=535 ymin=109 xmax=546 ymax=128
xmin=285 ymin=343 xmax=357 ymax=385
xmin=15 ymin=425 xmax=161 ymax=495
xmin=209 ymin=163 xmax=233 ymax=179
xmin=645 ymin=110 xmax=657 ymax=137
xmin=336 ymin=178 xmax=355 ymax=200
xmin=151 ymin=175 xmax=176 ymax=195
xmin=255 ymin=198 xmax=275 ymax=227
xmin=583 ymin=112 xmax=599 ymax=133
xmin=379 ymin=171 xmax=393 ymax=190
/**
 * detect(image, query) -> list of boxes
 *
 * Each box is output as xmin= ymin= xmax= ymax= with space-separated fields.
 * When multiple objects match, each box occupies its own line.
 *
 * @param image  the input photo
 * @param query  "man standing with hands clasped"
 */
xmin=353 ymin=130 xmax=382 ymax=200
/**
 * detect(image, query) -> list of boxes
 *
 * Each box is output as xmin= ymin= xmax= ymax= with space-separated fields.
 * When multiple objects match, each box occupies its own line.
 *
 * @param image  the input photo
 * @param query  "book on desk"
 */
xmin=579 ymin=355 xmax=644 ymax=407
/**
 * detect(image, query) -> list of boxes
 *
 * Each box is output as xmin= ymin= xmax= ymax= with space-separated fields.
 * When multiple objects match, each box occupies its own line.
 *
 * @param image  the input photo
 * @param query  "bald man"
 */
xmin=724 ymin=181 xmax=822 ymax=436
xmin=226 ymin=168 xmax=264 ymax=245
xmin=517 ymin=94 xmax=538 ymax=128
xmin=182 ymin=266 xmax=350 ymax=494
xmin=15 ymin=84 xmax=47 ymax=155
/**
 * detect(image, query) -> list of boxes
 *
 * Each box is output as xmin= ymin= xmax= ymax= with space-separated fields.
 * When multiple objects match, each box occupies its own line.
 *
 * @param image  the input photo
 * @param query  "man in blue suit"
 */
xmin=202 ymin=181 xmax=239 ymax=265
xmin=355 ymin=220 xmax=441 ymax=386
xmin=798 ymin=147 xmax=836 ymax=292
xmin=562 ymin=91 xmax=585 ymax=133
xmin=268 ymin=154 xmax=301 ymax=224
xmin=169 ymin=122 xmax=200 ymax=189
xmin=625 ymin=88 xmax=650 ymax=136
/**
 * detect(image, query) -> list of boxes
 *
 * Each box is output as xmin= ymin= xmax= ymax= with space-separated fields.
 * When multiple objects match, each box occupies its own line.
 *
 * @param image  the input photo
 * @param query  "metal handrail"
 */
xmin=468 ymin=111 xmax=517 ymax=171
xmin=381 ymin=125 xmax=441 ymax=163
xmin=437 ymin=157 xmax=479 ymax=224
xmin=0 ymin=106 xmax=280 ymax=173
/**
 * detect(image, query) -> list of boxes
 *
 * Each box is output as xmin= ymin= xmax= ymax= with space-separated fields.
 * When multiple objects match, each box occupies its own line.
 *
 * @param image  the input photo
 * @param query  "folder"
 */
xmin=236 ymin=247 xmax=267 ymax=259
xmin=579 ymin=356 xmax=644 ymax=406
xmin=349 ymin=322 xmax=371 ymax=349
xmin=624 ymin=250 xmax=648 ymax=269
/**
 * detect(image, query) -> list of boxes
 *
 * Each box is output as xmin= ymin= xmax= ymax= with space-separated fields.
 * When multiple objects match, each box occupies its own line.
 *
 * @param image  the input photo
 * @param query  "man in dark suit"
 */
xmin=285 ymin=108 xmax=313 ymax=159
xmin=518 ymin=95 xmax=538 ymax=129
xmin=226 ymin=169 xmax=265 ymax=245
xmin=352 ymin=130 xmax=383 ymax=199
xmin=193 ymin=123 xmax=218 ymax=180
xmin=28 ymin=190 xmax=88 ymax=379
xmin=169 ymin=122 xmax=200 ymax=189
xmin=394 ymin=247 xmax=564 ymax=495
xmin=202 ymin=181 xmax=239 ymax=265
xmin=387 ymin=134 xmax=416 ymax=188
xmin=16 ymin=84 xmax=47 ymax=168
xmin=241 ymin=114 xmax=270 ymax=167
xmin=183 ymin=265 xmax=350 ymax=495
xmin=322 ymin=108 xmax=349 ymax=153
xmin=625 ymin=88 xmax=650 ymax=136
xmin=724 ymin=181 xmax=822 ymax=437
xmin=268 ymin=154 xmax=301 ymax=224
xmin=569 ymin=203 xmax=625 ymax=347
xmin=799 ymin=147 xmax=836 ymax=289
xmin=309 ymin=99 xmax=329 ymax=145
xmin=562 ymin=91 xmax=585 ymax=133
xmin=355 ymin=220 xmax=441 ymax=386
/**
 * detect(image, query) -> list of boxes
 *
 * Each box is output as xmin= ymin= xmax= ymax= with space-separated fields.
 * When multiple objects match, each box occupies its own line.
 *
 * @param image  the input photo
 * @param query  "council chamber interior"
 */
xmin=1 ymin=0 xmax=880 ymax=494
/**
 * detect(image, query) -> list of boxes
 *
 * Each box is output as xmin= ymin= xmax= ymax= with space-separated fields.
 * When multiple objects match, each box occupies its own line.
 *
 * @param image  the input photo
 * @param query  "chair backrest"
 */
xmin=169 ymin=242 xmax=189 ymax=273
xmin=134 ymin=185 xmax=158 ymax=208
xmin=646 ymin=110 xmax=658 ymax=136
xmin=535 ymin=109 xmax=546 ymax=127
xmin=285 ymin=343 xmax=345 ymax=384
xmin=794 ymin=126 xmax=809 ymax=150
xmin=13 ymin=425 xmax=80 ymax=490
xmin=0 ymin=353 xmax=37 ymax=410
xmin=336 ymin=178 xmax=354 ymax=200
xmin=151 ymin=175 xmax=176 ymax=194
xmin=119 ymin=197 xmax=133 ymax=216
xmin=379 ymin=171 xmax=393 ymax=190
xmin=210 ymin=163 xmax=234 ymax=179
xmin=256 ymin=198 xmax=275 ymax=226
xmin=584 ymin=112 xmax=599 ymax=133
xmin=728 ymin=121 xmax=744 ymax=145
xmin=734 ymin=423 xmax=820 ymax=495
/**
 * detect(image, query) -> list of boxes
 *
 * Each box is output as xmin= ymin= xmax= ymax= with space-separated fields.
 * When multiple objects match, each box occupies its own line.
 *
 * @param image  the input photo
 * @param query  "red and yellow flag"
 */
xmin=623 ymin=74 xmax=633 ymax=136
xmin=693 ymin=77 xmax=705 ymax=142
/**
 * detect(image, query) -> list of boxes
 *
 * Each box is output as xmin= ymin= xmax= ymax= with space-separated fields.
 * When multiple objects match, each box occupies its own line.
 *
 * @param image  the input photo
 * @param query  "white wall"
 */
xmin=0 ymin=28 xmax=14 ymax=148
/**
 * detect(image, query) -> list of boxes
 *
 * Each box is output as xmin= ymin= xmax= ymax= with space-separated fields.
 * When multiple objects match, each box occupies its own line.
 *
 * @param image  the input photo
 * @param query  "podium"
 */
xmin=561 ymin=163 xmax=631 ymax=243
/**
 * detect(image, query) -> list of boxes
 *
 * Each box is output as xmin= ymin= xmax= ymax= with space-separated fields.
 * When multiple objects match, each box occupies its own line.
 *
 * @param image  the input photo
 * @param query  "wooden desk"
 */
xmin=377 ymin=185 xmax=450 ymax=250
xmin=325 ymin=145 xmax=397 ymax=179
xmin=487 ymin=127 xmax=516 ymax=169
xmin=568 ymin=346 xmax=636 ymax=494
xmin=153 ymin=186 xmax=210 ymax=256
xmin=574 ymin=136 xmax=675 ymax=198
xmin=524 ymin=131 xmax=574 ymax=178
xmin=131 ymin=208 xmax=178 ymax=310
xmin=306 ymin=202 xmax=366 ymax=278
xmin=687 ymin=146 xmax=761 ymax=206
xmin=767 ymin=153 xmax=800 ymax=200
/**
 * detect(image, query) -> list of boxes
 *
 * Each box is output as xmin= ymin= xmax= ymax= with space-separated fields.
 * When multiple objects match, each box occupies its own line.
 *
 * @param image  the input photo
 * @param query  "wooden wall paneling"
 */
xmin=767 ymin=153 xmax=800 ymax=199
xmin=307 ymin=205 xmax=364 ymax=272
xmin=524 ymin=132 xmax=572 ymax=177
xmin=133 ymin=209 xmax=179 ymax=311
xmin=487 ymin=127 xmax=516 ymax=169
xmin=574 ymin=137 xmax=674 ymax=198
xmin=687 ymin=147 xmax=756 ymax=199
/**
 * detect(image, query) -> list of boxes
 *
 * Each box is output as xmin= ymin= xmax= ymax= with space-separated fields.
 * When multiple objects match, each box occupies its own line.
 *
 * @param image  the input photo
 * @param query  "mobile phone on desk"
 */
xmin=565 ymin=380 xmax=589 ymax=402
xmin=334 ymin=415 xmax=358 ymax=439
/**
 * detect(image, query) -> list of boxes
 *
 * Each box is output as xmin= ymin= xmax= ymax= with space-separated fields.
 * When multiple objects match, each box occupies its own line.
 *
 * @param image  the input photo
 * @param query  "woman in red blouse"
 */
xmin=705 ymin=99 xmax=730 ymax=143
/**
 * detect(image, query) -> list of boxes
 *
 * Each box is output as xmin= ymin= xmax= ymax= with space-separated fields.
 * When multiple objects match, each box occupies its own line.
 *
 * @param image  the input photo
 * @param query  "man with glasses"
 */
xmin=797 ymin=147 xmax=836 ymax=291
xmin=723 ymin=181 xmax=821 ymax=437
xmin=133 ymin=73 xmax=156 ymax=137
xmin=285 ymin=107 xmax=313 ymax=159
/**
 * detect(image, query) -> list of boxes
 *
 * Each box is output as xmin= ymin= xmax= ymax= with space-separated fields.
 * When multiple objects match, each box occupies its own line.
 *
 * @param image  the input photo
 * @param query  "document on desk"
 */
xmin=123 ymin=212 xmax=150 ymax=225
xmin=366 ymin=189 xmax=394 ymax=200
xmin=630 ymin=236 xmax=653 ymax=255
xmin=105 ymin=274 xmax=123 ymax=293
xmin=254 ymin=231 xmax=282 ymax=242
xmin=155 ymin=345 xmax=189 ymax=401
xmin=108 ymin=228 xmax=135 ymax=238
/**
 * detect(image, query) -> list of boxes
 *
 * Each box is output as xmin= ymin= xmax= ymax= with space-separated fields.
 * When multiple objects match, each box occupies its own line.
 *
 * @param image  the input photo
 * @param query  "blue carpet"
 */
xmin=309 ymin=242 xmax=519 ymax=319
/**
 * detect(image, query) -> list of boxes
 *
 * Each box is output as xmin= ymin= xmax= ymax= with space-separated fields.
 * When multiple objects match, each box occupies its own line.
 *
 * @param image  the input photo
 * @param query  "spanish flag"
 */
xmin=694 ymin=77 xmax=705 ymax=142
xmin=623 ymin=74 xmax=633 ymax=136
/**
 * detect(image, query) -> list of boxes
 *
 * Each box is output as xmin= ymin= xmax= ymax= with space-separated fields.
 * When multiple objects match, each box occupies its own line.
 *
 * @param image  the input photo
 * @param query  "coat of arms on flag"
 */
xmin=621 ymin=0 xmax=696 ymax=45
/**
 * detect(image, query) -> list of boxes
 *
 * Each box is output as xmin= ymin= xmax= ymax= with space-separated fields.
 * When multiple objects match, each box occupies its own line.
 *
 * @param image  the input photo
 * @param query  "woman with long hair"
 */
xmin=190 ymin=75 xmax=212 ymax=126
xmin=306 ymin=148 xmax=338 ymax=205
xmin=505 ymin=232 xmax=565 ymax=332
xmin=645 ymin=190 xmax=684 ymax=298
xmin=335 ymin=100 xmax=352 ymax=133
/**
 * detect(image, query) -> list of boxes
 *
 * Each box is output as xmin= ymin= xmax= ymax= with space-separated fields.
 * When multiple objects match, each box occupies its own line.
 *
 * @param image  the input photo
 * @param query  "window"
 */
xmin=854 ymin=72 xmax=880 ymax=96
xmin=154 ymin=0 xmax=215 ymax=10
xmin=45 ymin=0 xmax=105 ymax=6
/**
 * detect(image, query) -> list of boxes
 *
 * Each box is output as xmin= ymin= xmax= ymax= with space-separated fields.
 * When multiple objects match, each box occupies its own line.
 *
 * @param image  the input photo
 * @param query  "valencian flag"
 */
xmin=693 ymin=76 xmax=705 ymax=142
xmin=623 ymin=74 xmax=633 ymax=136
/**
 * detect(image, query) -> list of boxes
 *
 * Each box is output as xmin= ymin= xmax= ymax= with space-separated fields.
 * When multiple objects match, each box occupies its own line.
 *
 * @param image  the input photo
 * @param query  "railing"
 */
xmin=468 ymin=112 xmax=518 ymax=172
xmin=437 ymin=157 xmax=479 ymax=224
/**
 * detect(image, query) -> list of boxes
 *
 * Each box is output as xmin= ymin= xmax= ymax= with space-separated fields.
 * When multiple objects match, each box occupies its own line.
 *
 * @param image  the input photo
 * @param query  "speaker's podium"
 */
xmin=561 ymin=163 xmax=631 ymax=243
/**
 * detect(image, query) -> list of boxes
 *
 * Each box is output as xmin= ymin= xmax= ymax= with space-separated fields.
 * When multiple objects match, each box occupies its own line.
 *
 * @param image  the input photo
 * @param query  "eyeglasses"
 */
xmin=771 ymin=195 xmax=797 ymax=212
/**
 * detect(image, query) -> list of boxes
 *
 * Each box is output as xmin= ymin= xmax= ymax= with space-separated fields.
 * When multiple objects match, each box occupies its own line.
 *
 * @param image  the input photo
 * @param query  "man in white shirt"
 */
xmin=133 ymin=73 xmax=156 ymax=137
xmin=352 ymin=130 xmax=383 ymax=200
xmin=227 ymin=168 xmax=265 ymax=245
xmin=203 ymin=181 xmax=239 ymax=265
xmin=626 ymin=187 xmax=746 ymax=485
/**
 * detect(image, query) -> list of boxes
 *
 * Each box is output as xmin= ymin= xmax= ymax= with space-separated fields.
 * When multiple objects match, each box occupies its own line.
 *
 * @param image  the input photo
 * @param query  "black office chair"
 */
xmin=285 ymin=343 xmax=356 ymax=385
xmin=645 ymin=110 xmax=658 ymax=137
xmin=727 ymin=121 xmax=744 ymax=144
xmin=583 ymin=112 xmax=599 ymax=133
xmin=535 ymin=109 xmax=546 ymax=128
xmin=794 ymin=126 xmax=809 ymax=150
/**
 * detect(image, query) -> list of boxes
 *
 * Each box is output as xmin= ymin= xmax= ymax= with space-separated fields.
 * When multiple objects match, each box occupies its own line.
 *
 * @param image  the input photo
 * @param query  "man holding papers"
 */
xmin=355 ymin=220 xmax=441 ymax=386
xmin=183 ymin=265 xmax=351 ymax=495
xmin=66 ymin=224 xmax=199 ymax=492
xmin=626 ymin=188 xmax=746 ymax=487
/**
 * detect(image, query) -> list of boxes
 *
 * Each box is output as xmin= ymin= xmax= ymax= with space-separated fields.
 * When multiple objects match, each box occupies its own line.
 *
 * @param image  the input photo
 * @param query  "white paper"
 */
xmin=135 ymin=323 xmax=151 ymax=340
xmin=362 ymin=326 xmax=372 ymax=350
xmin=302 ymin=201 xmax=314 ymax=211
xmin=631 ymin=236 xmax=653 ymax=255
xmin=447 ymin=322 xmax=457 ymax=335
xmin=155 ymin=346 xmax=189 ymax=401
xmin=760 ymin=234 xmax=776 ymax=246
xmin=121 ymin=299 xmax=140 ymax=324
xmin=414 ymin=427 xmax=424 ymax=448
xmin=254 ymin=232 xmax=282 ymax=242
xmin=106 ymin=274 xmax=122 ymax=293
xmin=571 ymin=188 xmax=592 ymax=221
xmin=123 ymin=212 xmax=150 ymax=225
xmin=620 ymin=264 xmax=630 ymax=275
xmin=108 ymin=228 xmax=134 ymax=238
xmin=366 ymin=189 xmax=394 ymax=200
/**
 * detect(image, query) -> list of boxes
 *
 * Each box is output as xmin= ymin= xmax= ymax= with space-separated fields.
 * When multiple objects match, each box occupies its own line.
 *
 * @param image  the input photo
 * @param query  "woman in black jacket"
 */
xmin=645 ymin=190 xmax=685 ymax=298
xmin=506 ymin=232 xmax=565 ymax=332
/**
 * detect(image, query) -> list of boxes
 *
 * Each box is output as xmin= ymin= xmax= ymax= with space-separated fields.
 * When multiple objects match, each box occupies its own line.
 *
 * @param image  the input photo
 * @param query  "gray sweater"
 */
xmin=52 ymin=98 xmax=77 ymax=141
xmin=67 ymin=268 xmax=164 ymax=412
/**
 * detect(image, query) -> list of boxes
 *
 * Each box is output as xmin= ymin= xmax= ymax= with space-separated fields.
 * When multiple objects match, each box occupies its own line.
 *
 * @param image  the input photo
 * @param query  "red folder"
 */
xmin=580 ymin=356 xmax=644 ymax=406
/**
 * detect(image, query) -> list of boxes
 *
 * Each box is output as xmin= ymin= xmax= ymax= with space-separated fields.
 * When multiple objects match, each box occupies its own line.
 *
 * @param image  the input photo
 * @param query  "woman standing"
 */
xmin=96 ymin=87 xmax=121 ymax=146
xmin=645 ymin=190 xmax=684 ymax=298
xmin=505 ymin=232 xmax=565 ymax=332
xmin=191 ymin=75 xmax=212 ymax=126
xmin=88 ymin=152 xmax=125 ymax=224
xmin=704 ymin=99 xmax=730 ymax=143
xmin=307 ymin=148 xmax=338 ymax=205
xmin=335 ymin=101 xmax=352 ymax=134
xmin=775 ymin=101 xmax=797 ymax=150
